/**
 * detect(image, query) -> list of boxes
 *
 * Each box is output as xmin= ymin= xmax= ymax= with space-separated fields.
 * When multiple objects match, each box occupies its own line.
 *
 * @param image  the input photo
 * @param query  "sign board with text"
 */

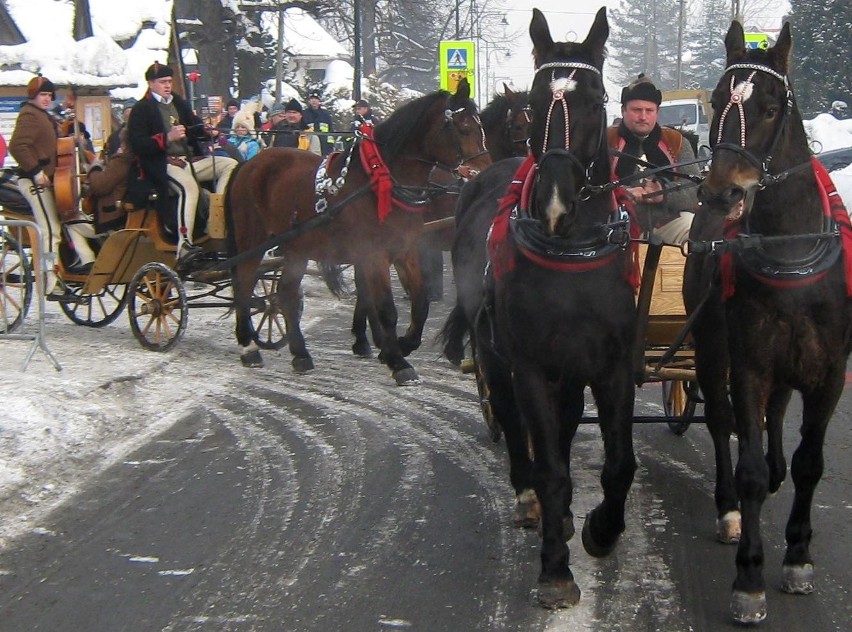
xmin=439 ymin=40 xmax=476 ymax=98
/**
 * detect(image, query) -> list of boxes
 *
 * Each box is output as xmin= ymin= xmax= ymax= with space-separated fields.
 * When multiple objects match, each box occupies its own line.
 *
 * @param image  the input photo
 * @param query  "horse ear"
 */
xmin=582 ymin=7 xmax=609 ymax=58
xmin=770 ymin=22 xmax=793 ymax=74
xmin=724 ymin=21 xmax=746 ymax=63
xmin=530 ymin=8 xmax=554 ymax=67
xmin=456 ymin=77 xmax=471 ymax=102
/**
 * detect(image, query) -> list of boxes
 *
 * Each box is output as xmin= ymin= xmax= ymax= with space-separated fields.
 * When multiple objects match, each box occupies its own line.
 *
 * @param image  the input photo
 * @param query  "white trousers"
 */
xmin=166 ymin=156 xmax=237 ymax=245
xmin=18 ymin=177 xmax=96 ymax=292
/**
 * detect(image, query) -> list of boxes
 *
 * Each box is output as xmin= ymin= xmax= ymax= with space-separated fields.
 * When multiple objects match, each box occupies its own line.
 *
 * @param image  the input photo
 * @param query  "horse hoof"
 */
xmin=393 ymin=367 xmax=421 ymax=386
xmin=781 ymin=563 xmax=814 ymax=594
xmin=241 ymin=349 xmax=264 ymax=368
xmin=731 ymin=590 xmax=767 ymax=624
xmin=716 ymin=510 xmax=742 ymax=544
xmin=292 ymin=356 xmax=314 ymax=373
xmin=534 ymin=579 xmax=581 ymax=609
xmin=513 ymin=489 xmax=541 ymax=529
xmin=398 ymin=337 xmax=420 ymax=357
xmin=581 ymin=512 xmax=619 ymax=558
xmin=352 ymin=340 xmax=373 ymax=358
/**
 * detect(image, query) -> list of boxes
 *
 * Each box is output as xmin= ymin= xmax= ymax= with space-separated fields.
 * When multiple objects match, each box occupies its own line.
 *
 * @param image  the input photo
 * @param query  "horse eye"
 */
xmin=765 ymin=106 xmax=778 ymax=119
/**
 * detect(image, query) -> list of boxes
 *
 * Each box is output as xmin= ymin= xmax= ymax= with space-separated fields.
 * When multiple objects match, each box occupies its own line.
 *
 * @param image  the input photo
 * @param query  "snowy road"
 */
xmin=0 ymin=269 xmax=850 ymax=631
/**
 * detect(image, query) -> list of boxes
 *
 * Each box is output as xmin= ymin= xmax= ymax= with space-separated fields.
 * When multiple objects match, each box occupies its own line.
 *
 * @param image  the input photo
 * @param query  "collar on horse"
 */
xmin=488 ymin=154 xmax=640 ymax=287
xmin=717 ymin=157 xmax=852 ymax=299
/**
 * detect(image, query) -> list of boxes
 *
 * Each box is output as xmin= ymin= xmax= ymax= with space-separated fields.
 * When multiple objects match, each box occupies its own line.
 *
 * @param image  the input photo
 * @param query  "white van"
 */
xmin=658 ymin=91 xmax=712 ymax=158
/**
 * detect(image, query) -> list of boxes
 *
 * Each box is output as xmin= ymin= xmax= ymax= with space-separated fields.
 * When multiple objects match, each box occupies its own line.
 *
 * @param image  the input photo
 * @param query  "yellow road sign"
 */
xmin=744 ymin=33 xmax=769 ymax=50
xmin=439 ymin=40 xmax=476 ymax=97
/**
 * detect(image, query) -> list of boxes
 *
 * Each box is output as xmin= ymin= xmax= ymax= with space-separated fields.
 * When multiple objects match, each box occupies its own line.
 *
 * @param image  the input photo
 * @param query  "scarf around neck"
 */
xmin=614 ymin=122 xmax=671 ymax=180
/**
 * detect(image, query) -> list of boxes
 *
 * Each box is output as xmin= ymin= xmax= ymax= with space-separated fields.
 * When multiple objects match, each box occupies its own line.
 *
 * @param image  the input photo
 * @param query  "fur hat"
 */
xmin=26 ymin=75 xmax=55 ymax=99
xmin=620 ymin=74 xmax=662 ymax=106
xmin=308 ymin=91 xmax=321 ymax=100
xmin=284 ymin=98 xmax=303 ymax=113
xmin=233 ymin=111 xmax=254 ymax=131
xmin=145 ymin=62 xmax=174 ymax=81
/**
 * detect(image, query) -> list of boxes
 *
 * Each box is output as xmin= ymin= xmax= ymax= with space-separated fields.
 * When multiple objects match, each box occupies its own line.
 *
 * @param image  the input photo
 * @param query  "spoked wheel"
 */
xmin=0 ymin=229 xmax=33 ymax=333
xmin=60 ymin=281 xmax=128 ymax=327
xmin=127 ymin=262 xmax=187 ymax=351
xmin=250 ymin=269 xmax=288 ymax=350
xmin=473 ymin=354 xmax=501 ymax=443
xmin=663 ymin=380 xmax=697 ymax=435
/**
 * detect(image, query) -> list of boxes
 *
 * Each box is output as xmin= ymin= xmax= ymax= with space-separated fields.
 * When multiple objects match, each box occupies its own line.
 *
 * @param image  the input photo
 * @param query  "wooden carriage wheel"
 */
xmin=0 ymin=229 xmax=33 ymax=334
xmin=250 ymin=269 xmax=290 ymax=350
xmin=662 ymin=380 xmax=697 ymax=435
xmin=59 ymin=282 xmax=128 ymax=328
xmin=127 ymin=262 xmax=187 ymax=351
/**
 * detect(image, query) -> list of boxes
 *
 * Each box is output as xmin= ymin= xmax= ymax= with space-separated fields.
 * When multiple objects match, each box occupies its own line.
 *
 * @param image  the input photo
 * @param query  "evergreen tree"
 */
xmin=610 ymin=0 xmax=683 ymax=91
xmin=788 ymin=0 xmax=852 ymax=115
xmin=684 ymin=0 xmax=729 ymax=90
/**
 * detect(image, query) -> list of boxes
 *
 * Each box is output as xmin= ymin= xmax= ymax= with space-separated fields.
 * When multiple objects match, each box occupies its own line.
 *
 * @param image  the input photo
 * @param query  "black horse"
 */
xmin=442 ymin=7 xmax=638 ymax=608
xmin=685 ymin=21 xmax=852 ymax=624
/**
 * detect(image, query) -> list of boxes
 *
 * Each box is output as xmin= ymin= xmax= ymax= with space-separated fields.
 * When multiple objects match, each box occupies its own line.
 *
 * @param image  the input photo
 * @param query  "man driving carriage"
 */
xmin=126 ymin=62 xmax=238 ymax=270
xmin=9 ymin=74 xmax=98 ymax=302
xmin=608 ymin=75 xmax=700 ymax=245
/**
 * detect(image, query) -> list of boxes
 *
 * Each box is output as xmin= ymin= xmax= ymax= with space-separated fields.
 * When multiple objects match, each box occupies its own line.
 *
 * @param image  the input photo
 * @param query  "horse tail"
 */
xmin=223 ymin=159 xmax=248 ymax=261
xmin=438 ymin=302 xmax=469 ymax=366
xmin=318 ymin=262 xmax=350 ymax=298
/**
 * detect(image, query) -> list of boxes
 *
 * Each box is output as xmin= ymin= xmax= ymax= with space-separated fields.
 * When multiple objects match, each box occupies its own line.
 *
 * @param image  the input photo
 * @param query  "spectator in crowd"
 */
xmin=126 ymin=62 xmax=238 ymax=269
xmin=608 ymin=74 xmax=700 ymax=245
xmin=351 ymin=98 xmax=380 ymax=130
xmin=303 ymin=90 xmax=333 ymax=155
xmin=105 ymin=104 xmax=133 ymax=158
xmin=830 ymin=100 xmax=848 ymax=119
xmin=265 ymin=99 xmax=321 ymax=155
xmin=9 ymin=74 xmax=98 ymax=301
xmin=217 ymin=98 xmax=240 ymax=132
xmin=226 ymin=112 xmax=262 ymax=161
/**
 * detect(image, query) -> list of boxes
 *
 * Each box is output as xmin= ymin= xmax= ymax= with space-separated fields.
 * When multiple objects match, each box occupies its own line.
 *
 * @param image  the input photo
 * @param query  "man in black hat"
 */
xmin=608 ymin=75 xmax=699 ymax=245
xmin=126 ymin=61 xmax=238 ymax=269
xmin=266 ymin=99 xmax=320 ymax=154
xmin=351 ymin=98 xmax=380 ymax=131
xmin=303 ymin=90 xmax=333 ymax=155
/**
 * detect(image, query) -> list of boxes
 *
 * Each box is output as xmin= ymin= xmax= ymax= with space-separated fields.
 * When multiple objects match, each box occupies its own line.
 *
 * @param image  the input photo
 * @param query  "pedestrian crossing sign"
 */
xmin=439 ymin=40 xmax=476 ymax=97
xmin=744 ymin=32 xmax=769 ymax=50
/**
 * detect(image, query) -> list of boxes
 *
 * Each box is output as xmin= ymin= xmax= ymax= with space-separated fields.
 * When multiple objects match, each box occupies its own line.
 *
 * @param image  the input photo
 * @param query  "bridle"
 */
xmin=437 ymin=101 xmax=490 ymax=179
xmin=712 ymin=62 xmax=794 ymax=188
xmin=506 ymin=104 xmax=532 ymax=152
xmin=531 ymin=60 xmax=609 ymax=198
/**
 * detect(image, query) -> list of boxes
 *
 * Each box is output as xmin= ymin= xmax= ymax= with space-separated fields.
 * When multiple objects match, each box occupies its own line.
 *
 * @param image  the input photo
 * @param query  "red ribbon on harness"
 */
xmin=488 ymin=156 xmax=640 ymax=289
xmin=720 ymin=157 xmax=852 ymax=300
xmin=358 ymin=124 xmax=394 ymax=223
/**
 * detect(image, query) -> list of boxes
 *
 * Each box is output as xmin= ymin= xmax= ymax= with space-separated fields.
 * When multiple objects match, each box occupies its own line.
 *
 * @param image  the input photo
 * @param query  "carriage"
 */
xmin=0 ymin=174 xmax=287 ymax=352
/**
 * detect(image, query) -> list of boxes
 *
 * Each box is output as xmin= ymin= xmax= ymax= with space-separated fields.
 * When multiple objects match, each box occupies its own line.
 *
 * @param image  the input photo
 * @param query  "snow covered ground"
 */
xmin=2 ymin=115 xmax=852 ymax=553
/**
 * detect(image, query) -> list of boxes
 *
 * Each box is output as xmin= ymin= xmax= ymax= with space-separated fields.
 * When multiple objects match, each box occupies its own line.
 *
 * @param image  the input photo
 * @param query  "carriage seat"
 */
xmin=122 ymin=192 xmax=224 ymax=253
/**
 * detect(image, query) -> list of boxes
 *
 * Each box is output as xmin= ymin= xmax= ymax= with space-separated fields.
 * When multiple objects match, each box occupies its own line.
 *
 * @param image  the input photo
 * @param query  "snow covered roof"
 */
xmin=0 ymin=0 xmax=173 ymax=93
xmin=277 ymin=8 xmax=347 ymax=59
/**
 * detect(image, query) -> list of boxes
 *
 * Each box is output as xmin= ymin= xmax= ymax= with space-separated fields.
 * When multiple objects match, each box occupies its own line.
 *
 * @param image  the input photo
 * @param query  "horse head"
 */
xmin=424 ymin=77 xmax=492 ymax=179
xmin=480 ymin=85 xmax=531 ymax=160
xmin=526 ymin=7 xmax=610 ymax=236
xmin=699 ymin=21 xmax=810 ymax=223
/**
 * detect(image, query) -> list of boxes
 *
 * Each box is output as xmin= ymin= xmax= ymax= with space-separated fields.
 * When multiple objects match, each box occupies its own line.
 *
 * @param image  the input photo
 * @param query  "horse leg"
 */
xmin=361 ymin=260 xmax=419 ymax=385
xmin=512 ymin=362 xmax=580 ymax=608
xmin=476 ymin=342 xmax=538 ymax=529
xmin=350 ymin=266 xmax=374 ymax=358
xmin=766 ymin=385 xmax=793 ymax=495
xmin=729 ymin=367 xmax=771 ymax=624
xmin=780 ymin=369 xmax=842 ymax=596
xmin=583 ymin=366 xmax=637 ymax=558
xmin=394 ymin=247 xmax=428 ymax=357
xmin=278 ymin=259 xmax=312 ymax=372
xmin=234 ymin=256 xmax=265 ymax=367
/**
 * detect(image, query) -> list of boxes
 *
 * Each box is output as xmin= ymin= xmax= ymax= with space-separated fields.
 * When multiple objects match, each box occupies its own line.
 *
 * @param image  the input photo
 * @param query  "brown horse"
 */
xmin=350 ymin=88 xmax=531 ymax=358
xmin=225 ymin=79 xmax=490 ymax=385
xmin=685 ymin=21 xmax=852 ymax=624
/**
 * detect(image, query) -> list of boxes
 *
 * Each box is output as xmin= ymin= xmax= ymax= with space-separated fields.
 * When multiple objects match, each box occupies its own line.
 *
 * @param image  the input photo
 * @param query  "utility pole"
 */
xmin=353 ymin=0 xmax=362 ymax=100
xmin=238 ymin=3 xmax=287 ymax=106
xmin=676 ymin=0 xmax=684 ymax=88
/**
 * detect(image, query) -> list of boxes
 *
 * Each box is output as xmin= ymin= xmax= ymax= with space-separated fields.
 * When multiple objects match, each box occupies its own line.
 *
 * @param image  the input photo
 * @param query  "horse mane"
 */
xmin=373 ymin=90 xmax=450 ymax=163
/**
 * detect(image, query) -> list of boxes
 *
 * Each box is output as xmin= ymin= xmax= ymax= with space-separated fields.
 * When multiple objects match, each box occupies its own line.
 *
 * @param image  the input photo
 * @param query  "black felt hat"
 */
xmin=284 ymin=98 xmax=303 ymax=113
xmin=620 ymin=74 xmax=662 ymax=106
xmin=353 ymin=99 xmax=370 ymax=108
xmin=145 ymin=62 xmax=174 ymax=81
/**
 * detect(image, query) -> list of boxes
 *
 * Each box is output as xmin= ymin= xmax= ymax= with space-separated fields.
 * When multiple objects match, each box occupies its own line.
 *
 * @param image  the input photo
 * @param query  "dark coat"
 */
xmin=9 ymin=102 xmax=59 ymax=179
xmin=126 ymin=91 xmax=206 ymax=213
